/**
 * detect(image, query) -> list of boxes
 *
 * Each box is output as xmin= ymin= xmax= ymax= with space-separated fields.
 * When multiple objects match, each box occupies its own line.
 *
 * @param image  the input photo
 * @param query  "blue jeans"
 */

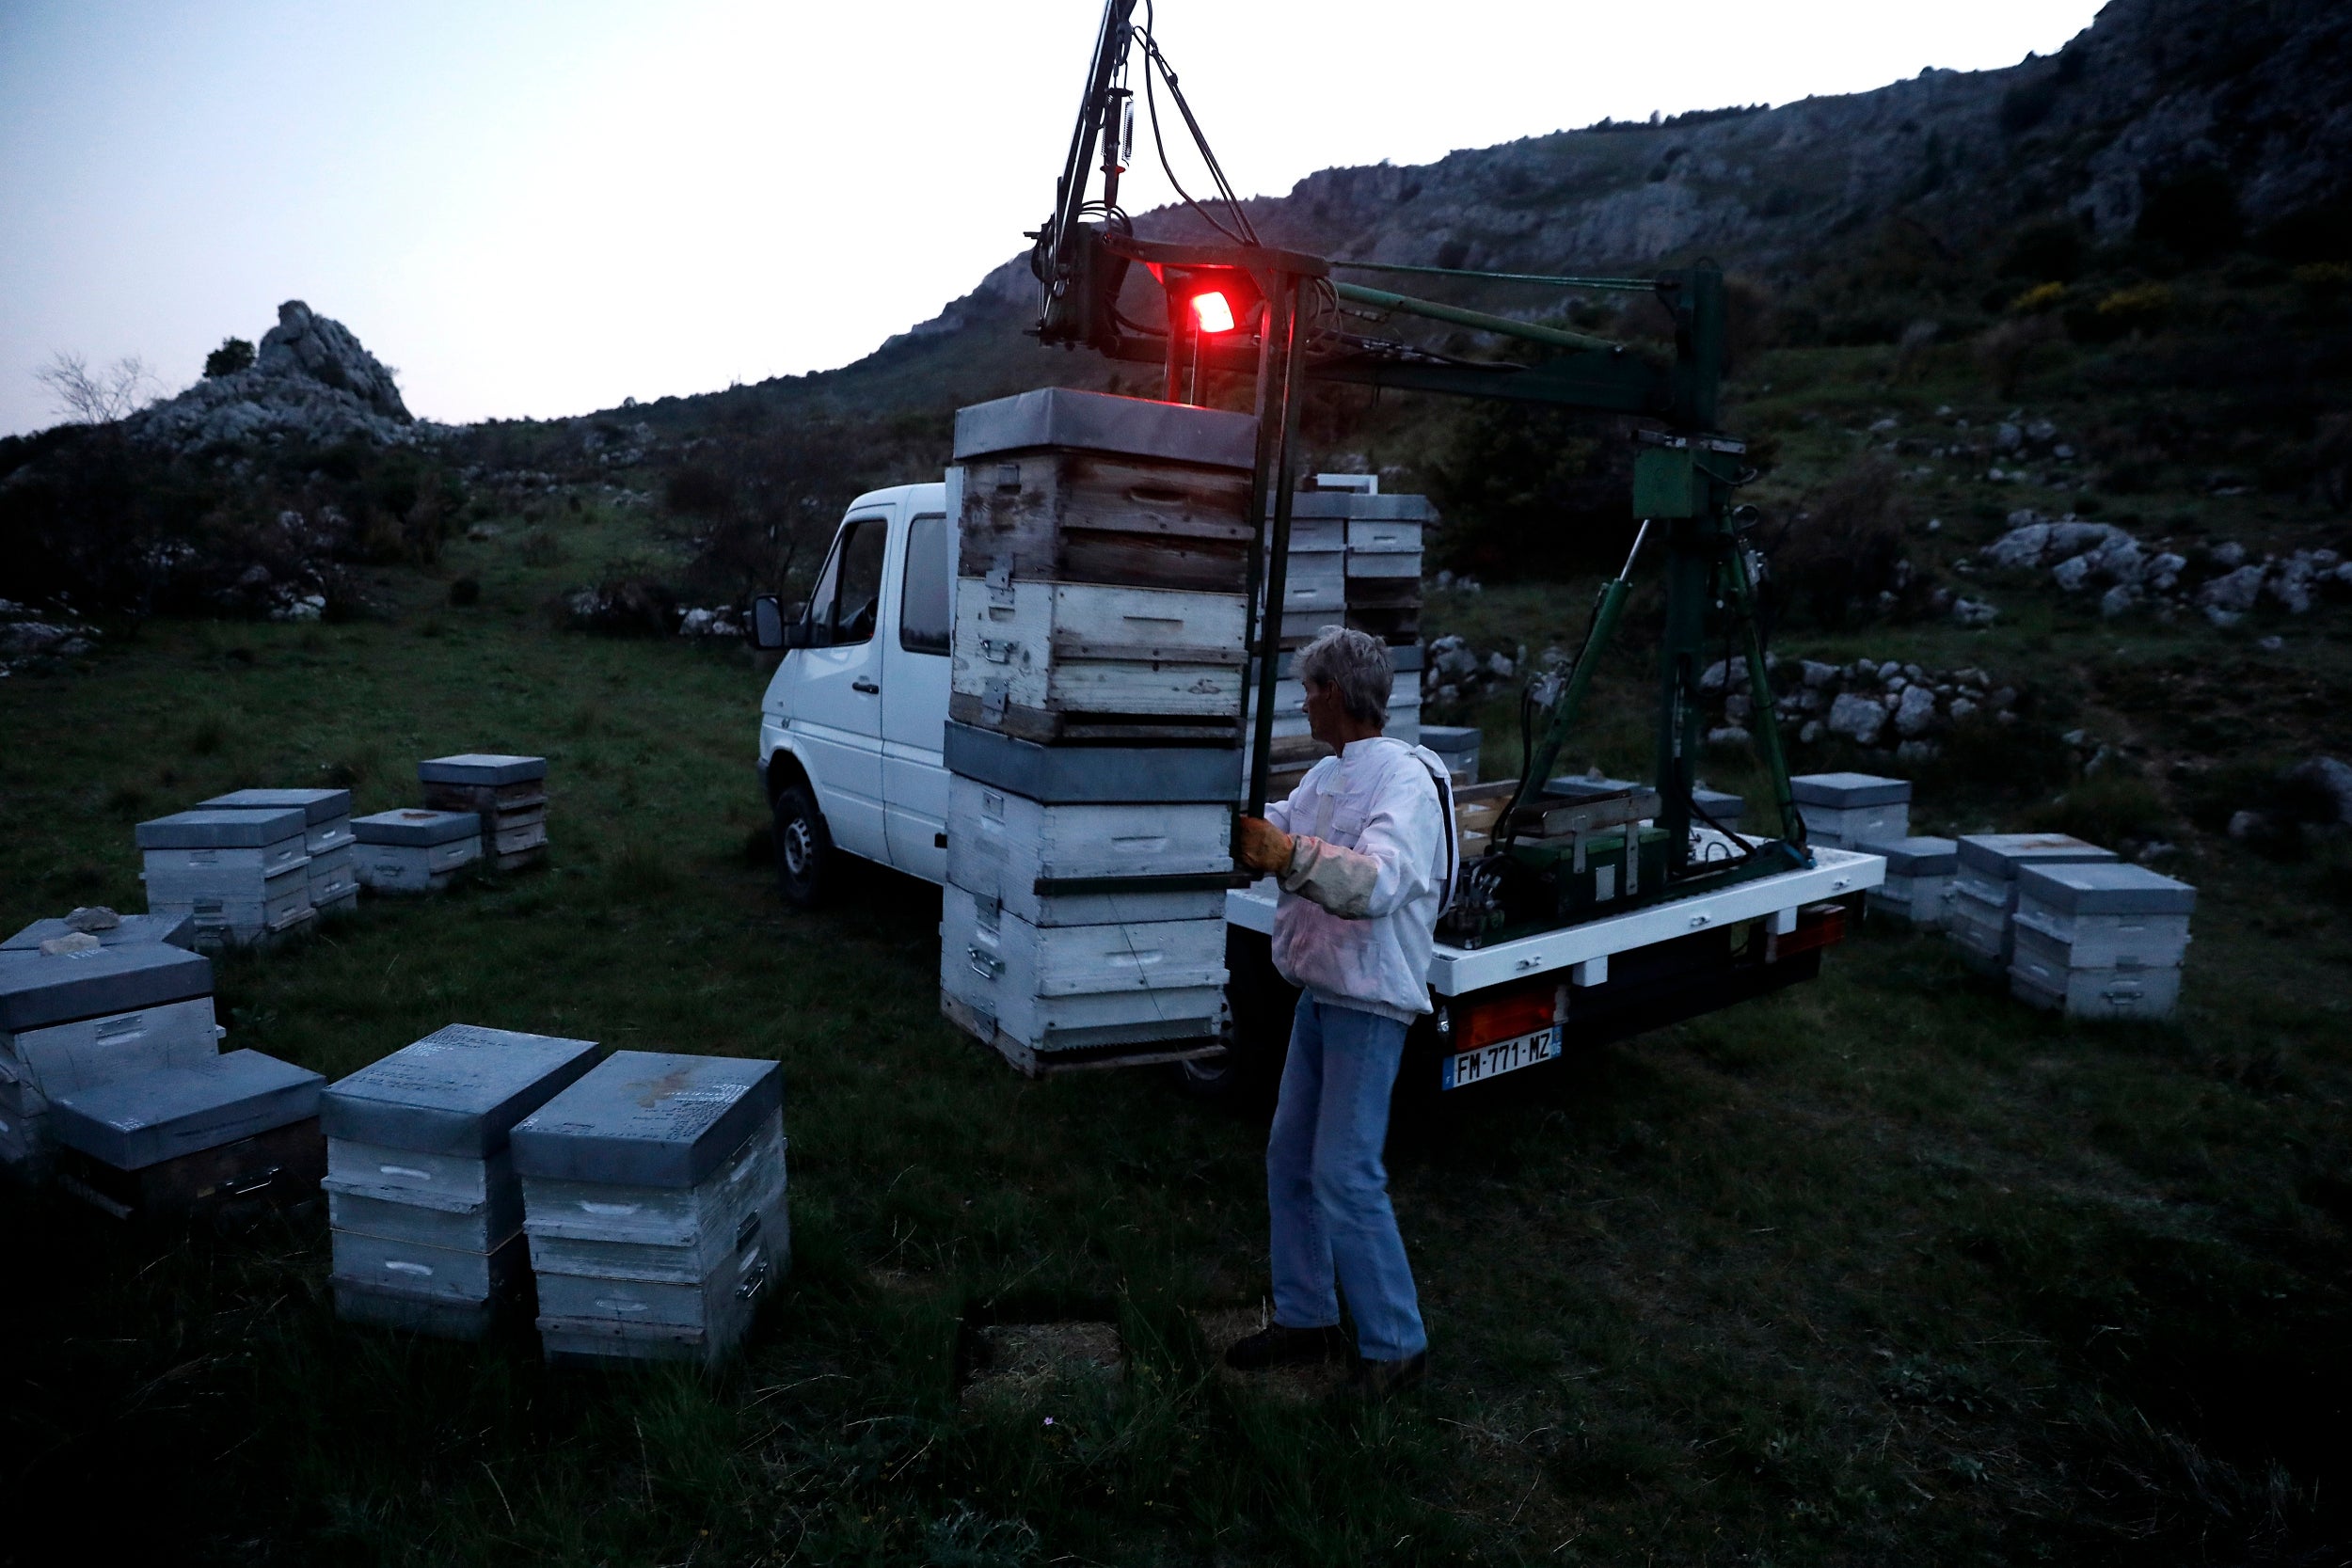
xmin=1265 ymin=992 xmax=1428 ymax=1362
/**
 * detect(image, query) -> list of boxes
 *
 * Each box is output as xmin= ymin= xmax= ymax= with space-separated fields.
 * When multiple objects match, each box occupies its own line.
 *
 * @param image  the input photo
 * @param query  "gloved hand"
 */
xmin=1232 ymin=816 xmax=1296 ymax=876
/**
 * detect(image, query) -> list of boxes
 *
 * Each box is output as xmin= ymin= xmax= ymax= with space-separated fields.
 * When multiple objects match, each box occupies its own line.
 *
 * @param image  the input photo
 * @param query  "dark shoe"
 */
xmin=1349 ymin=1349 xmax=1428 ymax=1398
xmin=1224 ymin=1323 xmax=1350 ymax=1371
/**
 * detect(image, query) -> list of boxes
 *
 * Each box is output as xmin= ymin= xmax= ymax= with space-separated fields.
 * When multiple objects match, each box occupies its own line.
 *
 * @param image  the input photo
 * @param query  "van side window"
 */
xmin=807 ymin=515 xmax=887 ymax=645
xmin=898 ymin=514 xmax=950 ymax=655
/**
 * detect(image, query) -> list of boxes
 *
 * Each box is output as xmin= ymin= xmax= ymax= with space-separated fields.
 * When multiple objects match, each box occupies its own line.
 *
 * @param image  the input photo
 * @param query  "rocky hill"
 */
xmin=130 ymin=299 xmax=422 ymax=453
xmin=655 ymin=0 xmax=2346 ymax=424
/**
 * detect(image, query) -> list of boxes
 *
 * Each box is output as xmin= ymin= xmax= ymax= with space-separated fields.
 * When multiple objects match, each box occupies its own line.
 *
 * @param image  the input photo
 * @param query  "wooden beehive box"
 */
xmin=950 ymin=578 xmax=1248 ymax=740
xmin=940 ymin=886 xmax=1227 ymax=1074
xmin=946 ymin=774 xmax=1232 ymax=927
xmin=954 ymin=388 xmax=1258 ymax=594
xmin=49 ymin=1049 xmax=322 ymax=1220
xmin=420 ymin=754 xmax=549 ymax=871
xmin=1 ymin=943 xmax=221 ymax=1178
xmin=512 ymin=1052 xmax=788 ymax=1366
xmin=324 ymin=1022 xmax=602 ymax=1335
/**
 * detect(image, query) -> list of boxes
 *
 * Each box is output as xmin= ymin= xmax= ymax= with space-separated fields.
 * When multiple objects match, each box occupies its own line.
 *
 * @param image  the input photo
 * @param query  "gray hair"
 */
xmin=1294 ymin=625 xmax=1392 ymax=725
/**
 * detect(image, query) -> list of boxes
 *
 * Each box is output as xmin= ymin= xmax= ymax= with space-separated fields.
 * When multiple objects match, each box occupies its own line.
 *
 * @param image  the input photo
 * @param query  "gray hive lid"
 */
xmin=953 ymin=387 xmax=1256 ymax=470
xmin=1546 ymin=774 xmax=1641 ymax=800
xmin=2017 ymin=862 xmax=2196 ymax=916
xmin=1956 ymin=832 xmax=2118 ymax=880
xmin=1420 ymin=726 xmax=1480 ymax=754
xmin=135 ymin=807 xmax=308 ymax=849
xmin=1857 ymin=835 xmax=1959 ymax=876
xmin=1692 ymin=787 xmax=1746 ymax=820
xmin=1290 ymin=491 xmax=1438 ymax=521
xmin=417 ymin=753 xmax=548 ymax=785
xmin=325 ymin=1023 xmax=603 ymax=1154
xmin=0 ymin=944 xmax=214 ymax=1033
xmin=1789 ymin=772 xmax=1912 ymax=808
xmin=4 ymin=912 xmax=197 ymax=952
xmin=509 ymin=1051 xmax=783 ymax=1188
xmin=198 ymin=787 xmax=352 ymax=825
xmin=943 ymin=721 xmax=1239 ymax=804
xmin=353 ymin=808 xmax=482 ymax=847
xmin=51 ymin=1050 xmax=322 ymax=1170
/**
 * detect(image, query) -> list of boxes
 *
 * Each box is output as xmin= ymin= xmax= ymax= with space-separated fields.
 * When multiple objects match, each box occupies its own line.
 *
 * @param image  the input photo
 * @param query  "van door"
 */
xmin=882 ymin=507 xmax=953 ymax=881
xmin=788 ymin=511 xmax=891 ymax=862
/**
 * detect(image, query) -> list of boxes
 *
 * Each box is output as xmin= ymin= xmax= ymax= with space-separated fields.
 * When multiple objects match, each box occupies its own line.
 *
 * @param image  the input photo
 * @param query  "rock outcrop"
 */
xmin=131 ymin=300 xmax=421 ymax=452
xmin=814 ymin=0 xmax=2349 ymax=418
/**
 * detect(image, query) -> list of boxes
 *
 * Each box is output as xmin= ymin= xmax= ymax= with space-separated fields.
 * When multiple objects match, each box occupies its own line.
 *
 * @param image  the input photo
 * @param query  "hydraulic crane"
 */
xmin=1027 ymin=1 xmax=1810 ymax=947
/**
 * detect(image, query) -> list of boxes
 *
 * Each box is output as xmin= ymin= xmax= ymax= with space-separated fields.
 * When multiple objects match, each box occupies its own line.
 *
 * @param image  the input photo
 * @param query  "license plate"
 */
xmin=1439 ymin=1024 xmax=1562 ymax=1090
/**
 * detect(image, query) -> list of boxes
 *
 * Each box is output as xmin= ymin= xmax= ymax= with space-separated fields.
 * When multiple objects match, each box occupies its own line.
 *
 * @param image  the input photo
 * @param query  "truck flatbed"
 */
xmin=1225 ymin=842 xmax=1884 ymax=993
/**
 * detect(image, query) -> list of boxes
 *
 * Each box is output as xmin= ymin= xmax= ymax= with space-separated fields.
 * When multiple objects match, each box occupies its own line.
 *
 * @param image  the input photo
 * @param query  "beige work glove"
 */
xmin=1233 ymin=816 xmax=1295 ymax=876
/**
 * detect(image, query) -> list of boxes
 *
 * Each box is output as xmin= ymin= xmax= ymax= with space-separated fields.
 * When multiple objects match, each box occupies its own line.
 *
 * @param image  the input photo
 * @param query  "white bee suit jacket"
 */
xmin=1264 ymin=736 xmax=1456 ymax=1025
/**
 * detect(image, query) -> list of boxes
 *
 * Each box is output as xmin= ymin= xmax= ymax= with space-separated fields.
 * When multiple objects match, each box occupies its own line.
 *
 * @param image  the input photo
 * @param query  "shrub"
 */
xmin=2093 ymin=283 xmax=2176 ymax=337
xmin=1976 ymin=315 xmax=2061 ymax=397
xmin=2065 ymin=284 xmax=2177 ymax=345
xmin=203 ymin=338 xmax=255 ymax=378
xmin=2137 ymin=168 xmax=2243 ymax=261
xmin=2000 ymin=220 xmax=2087 ymax=282
xmin=1762 ymin=461 xmax=1909 ymax=631
xmin=1425 ymin=406 xmax=1636 ymax=578
xmin=448 ymin=578 xmax=480 ymax=607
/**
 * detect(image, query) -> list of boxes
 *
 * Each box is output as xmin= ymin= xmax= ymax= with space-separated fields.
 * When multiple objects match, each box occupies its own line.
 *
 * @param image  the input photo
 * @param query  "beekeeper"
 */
xmin=1226 ymin=624 xmax=1455 ymax=1397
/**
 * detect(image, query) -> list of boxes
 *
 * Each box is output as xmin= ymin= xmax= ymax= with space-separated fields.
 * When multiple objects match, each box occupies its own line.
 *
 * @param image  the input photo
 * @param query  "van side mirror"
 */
xmin=751 ymin=595 xmax=787 ymax=650
xmin=752 ymin=595 xmax=815 ymax=651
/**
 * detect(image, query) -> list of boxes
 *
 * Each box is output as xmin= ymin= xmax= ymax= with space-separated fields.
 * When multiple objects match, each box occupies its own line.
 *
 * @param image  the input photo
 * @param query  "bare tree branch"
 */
xmin=35 ymin=351 xmax=156 ymax=424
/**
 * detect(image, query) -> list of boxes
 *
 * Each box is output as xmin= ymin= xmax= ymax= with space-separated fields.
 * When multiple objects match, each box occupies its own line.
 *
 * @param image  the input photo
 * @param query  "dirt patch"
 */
xmin=961 ymin=1322 xmax=1124 ymax=1409
xmin=1195 ymin=1306 xmax=1349 ymax=1403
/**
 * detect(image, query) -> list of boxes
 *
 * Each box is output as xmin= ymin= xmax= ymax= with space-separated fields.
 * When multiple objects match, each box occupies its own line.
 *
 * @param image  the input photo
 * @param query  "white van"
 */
xmin=753 ymin=482 xmax=1883 ymax=1095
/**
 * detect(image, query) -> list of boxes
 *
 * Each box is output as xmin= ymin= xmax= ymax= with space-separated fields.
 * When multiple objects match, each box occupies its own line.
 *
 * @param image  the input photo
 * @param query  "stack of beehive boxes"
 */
xmin=1421 ymin=725 xmax=1481 ymax=784
xmin=48 ymin=1049 xmax=323 ymax=1221
xmin=514 ymin=1052 xmax=787 ymax=1366
xmin=0 ymin=942 xmax=221 ymax=1182
xmin=941 ymin=388 xmax=1249 ymax=1074
xmin=420 ymin=754 xmax=548 ymax=872
xmin=1788 ymin=773 xmax=1911 ymax=848
xmin=199 ymin=788 xmax=358 ymax=917
xmin=1311 ymin=475 xmax=1432 ymax=651
xmin=1861 ymin=837 xmax=1960 ymax=927
xmin=352 ymin=808 xmax=482 ymax=893
xmin=1248 ymin=477 xmax=1433 ymax=797
xmin=2008 ymin=863 xmax=2194 ymax=1020
xmin=1946 ymin=833 xmax=2118 ymax=973
xmin=138 ymin=806 xmax=314 ymax=947
xmin=324 ymin=1023 xmax=601 ymax=1338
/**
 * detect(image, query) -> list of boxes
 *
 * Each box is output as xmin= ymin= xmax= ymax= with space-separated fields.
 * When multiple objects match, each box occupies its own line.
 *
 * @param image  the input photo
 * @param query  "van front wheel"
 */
xmin=772 ymin=781 xmax=835 ymax=910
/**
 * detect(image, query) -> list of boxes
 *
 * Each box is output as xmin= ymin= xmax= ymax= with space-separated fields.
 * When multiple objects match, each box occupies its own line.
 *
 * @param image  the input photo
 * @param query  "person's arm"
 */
xmin=1278 ymin=764 xmax=1442 ymax=919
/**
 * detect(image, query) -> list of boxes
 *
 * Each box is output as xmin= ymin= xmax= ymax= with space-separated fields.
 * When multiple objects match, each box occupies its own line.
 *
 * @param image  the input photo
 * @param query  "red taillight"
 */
xmin=1457 ymin=983 xmax=1562 ymax=1050
xmin=1190 ymin=290 xmax=1236 ymax=334
xmin=1772 ymin=902 xmax=1848 ymax=958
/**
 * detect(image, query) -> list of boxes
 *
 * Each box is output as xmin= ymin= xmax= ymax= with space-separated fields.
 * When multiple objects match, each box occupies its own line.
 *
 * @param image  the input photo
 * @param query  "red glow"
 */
xmin=1189 ymin=290 xmax=1237 ymax=334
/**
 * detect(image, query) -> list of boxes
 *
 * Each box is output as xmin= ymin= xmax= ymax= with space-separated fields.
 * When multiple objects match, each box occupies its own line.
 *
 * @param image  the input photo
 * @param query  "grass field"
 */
xmin=4 ymin=475 xmax=2350 ymax=1566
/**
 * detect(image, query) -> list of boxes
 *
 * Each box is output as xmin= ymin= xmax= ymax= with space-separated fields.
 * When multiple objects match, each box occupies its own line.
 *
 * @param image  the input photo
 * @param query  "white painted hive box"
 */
xmin=511 ymin=1051 xmax=787 ymax=1365
xmin=946 ymin=775 xmax=1232 ymax=927
xmin=953 ymin=578 xmax=1246 ymax=718
xmin=941 ymin=886 xmax=1226 ymax=1057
